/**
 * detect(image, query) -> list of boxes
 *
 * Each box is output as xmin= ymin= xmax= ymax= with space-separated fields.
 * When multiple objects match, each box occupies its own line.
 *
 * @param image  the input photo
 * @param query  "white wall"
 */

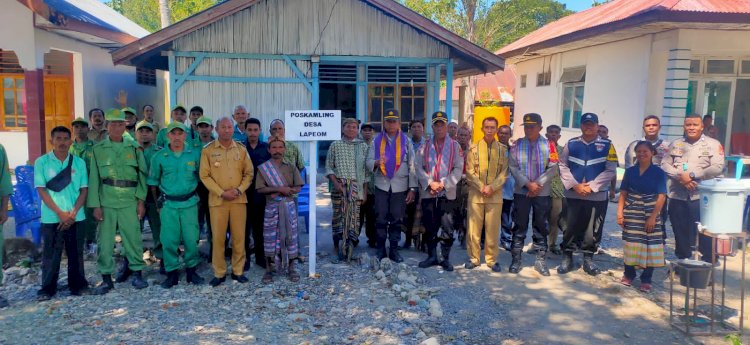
xmin=512 ymin=35 xmax=654 ymax=159
xmin=0 ymin=1 xmax=36 ymax=69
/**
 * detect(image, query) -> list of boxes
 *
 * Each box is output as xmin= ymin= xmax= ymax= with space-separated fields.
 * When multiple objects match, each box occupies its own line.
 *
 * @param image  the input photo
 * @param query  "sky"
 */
xmin=559 ymin=0 xmax=593 ymax=12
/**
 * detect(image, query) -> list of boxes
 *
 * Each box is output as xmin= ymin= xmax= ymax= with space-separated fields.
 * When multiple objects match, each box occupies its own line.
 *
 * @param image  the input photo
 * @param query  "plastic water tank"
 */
xmin=697 ymin=178 xmax=749 ymax=234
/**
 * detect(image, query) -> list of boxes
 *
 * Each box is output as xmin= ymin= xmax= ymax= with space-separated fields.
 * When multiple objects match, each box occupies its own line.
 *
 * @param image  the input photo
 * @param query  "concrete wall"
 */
xmin=0 ymin=2 xmax=165 ymax=168
xmin=512 ymin=35 xmax=653 ymax=158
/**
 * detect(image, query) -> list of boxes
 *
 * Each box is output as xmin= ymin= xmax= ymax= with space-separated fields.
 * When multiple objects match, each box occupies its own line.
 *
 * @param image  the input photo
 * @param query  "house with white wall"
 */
xmin=0 ymin=0 xmax=166 ymax=168
xmin=497 ymin=0 xmax=750 ymax=158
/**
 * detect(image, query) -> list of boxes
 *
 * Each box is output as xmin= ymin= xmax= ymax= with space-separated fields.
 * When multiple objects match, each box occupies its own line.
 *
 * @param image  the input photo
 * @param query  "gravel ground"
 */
xmin=1 ymin=185 xmax=748 ymax=345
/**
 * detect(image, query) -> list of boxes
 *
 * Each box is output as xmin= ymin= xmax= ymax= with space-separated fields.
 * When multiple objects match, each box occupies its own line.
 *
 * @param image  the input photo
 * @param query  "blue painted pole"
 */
xmin=446 ymin=60 xmax=454 ymax=121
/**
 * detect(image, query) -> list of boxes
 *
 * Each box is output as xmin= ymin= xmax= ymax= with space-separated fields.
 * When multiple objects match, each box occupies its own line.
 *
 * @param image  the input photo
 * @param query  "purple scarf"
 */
xmin=373 ymin=131 xmax=408 ymax=179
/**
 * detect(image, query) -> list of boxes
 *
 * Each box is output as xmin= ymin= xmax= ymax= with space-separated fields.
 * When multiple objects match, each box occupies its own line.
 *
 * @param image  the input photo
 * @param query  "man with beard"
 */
xmin=141 ymin=105 xmax=161 ymax=133
xmin=87 ymin=108 xmax=108 ymax=143
xmin=122 ymin=107 xmax=138 ymax=139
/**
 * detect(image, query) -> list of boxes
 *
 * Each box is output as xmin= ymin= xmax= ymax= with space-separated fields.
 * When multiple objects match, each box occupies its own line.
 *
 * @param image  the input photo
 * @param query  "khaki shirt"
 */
xmin=465 ymin=139 xmax=508 ymax=204
xmin=88 ymin=127 xmax=108 ymax=143
xmin=661 ymin=135 xmax=725 ymax=201
xmin=199 ymin=140 xmax=254 ymax=207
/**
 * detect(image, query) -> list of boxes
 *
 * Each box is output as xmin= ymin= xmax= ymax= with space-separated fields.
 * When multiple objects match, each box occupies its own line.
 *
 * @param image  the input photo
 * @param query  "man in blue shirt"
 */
xmin=232 ymin=105 xmax=249 ymax=142
xmin=34 ymin=126 xmax=90 ymax=300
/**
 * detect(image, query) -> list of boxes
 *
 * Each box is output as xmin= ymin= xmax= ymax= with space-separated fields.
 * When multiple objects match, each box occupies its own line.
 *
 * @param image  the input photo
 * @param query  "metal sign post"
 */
xmin=284 ymin=110 xmax=341 ymax=277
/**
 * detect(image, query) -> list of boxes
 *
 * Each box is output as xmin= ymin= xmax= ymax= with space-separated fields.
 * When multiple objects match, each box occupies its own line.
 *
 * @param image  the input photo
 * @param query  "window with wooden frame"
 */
xmin=136 ymin=67 xmax=157 ymax=86
xmin=1 ymin=76 xmax=27 ymax=130
xmin=367 ymin=84 xmax=426 ymax=125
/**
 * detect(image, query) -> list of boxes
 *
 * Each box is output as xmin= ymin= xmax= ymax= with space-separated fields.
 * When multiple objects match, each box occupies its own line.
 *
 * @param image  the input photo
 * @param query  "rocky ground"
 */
xmin=1 ymin=183 xmax=749 ymax=345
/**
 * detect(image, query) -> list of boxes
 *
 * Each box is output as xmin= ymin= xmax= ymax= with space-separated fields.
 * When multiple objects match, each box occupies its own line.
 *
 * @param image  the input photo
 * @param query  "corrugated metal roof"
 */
xmin=45 ymin=0 xmax=150 ymax=38
xmin=497 ymin=0 xmax=750 ymax=57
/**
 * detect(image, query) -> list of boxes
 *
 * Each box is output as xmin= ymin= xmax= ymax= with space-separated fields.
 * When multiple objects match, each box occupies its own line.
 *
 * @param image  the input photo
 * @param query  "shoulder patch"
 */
xmin=607 ymin=144 xmax=618 ymax=162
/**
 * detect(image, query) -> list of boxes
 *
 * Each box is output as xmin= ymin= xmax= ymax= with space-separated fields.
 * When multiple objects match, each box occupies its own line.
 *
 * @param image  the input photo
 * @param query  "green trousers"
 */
xmin=97 ymin=205 xmax=146 ymax=274
xmin=160 ymin=204 xmax=200 ymax=272
xmin=141 ymin=202 xmax=162 ymax=259
xmin=76 ymin=208 xmax=97 ymax=260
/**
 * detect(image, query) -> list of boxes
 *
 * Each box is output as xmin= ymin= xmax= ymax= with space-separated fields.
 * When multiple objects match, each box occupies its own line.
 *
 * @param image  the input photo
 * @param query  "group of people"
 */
xmin=0 ymin=103 xmax=727 ymax=307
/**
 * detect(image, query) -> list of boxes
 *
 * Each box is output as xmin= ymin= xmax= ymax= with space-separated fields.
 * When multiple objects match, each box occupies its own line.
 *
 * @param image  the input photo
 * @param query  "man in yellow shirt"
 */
xmin=465 ymin=117 xmax=508 ymax=272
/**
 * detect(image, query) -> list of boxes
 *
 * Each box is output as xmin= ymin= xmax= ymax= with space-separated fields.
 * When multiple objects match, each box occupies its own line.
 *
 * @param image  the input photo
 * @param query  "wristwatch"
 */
xmin=409 ymin=187 xmax=418 ymax=193
xmin=689 ymin=172 xmax=697 ymax=181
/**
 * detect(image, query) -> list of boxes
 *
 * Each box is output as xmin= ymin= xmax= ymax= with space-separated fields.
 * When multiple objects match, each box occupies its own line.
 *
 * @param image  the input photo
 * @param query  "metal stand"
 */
xmin=669 ymin=231 xmax=747 ymax=336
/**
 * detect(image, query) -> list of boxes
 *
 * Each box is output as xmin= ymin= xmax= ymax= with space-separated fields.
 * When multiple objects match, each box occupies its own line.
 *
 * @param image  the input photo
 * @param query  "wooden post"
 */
xmin=24 ymin=69 xmax=45 ymax=164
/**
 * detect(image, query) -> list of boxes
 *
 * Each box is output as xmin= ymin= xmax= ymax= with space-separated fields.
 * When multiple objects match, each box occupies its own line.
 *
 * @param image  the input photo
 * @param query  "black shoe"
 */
xmin=527 ymin=247 xmax=538 ymax=254
xmin=92 ymin=275 xmax=114 ymax=295
xmin=509 ymin=252 xmax=522 ymax=274
xmin=160 ymin=271 xmax=179 ymax=289
xmin=376 ymin=247 xmax=387 ymax=260
xmin=131 ymin=271 xmax=149 ymax=289
xmin=439 ymin=260 xmax=454 ymax=271
xmin=0 ymin=295 xmax=8 ymax=308
xmin=36 ymin=292 xmax=53 ymax=301
xmin=464 ymin=262 xmax=478 ymax=270
xmin=534 ymin=258 xmax=551 ymax=276
xmin=557 ymin=252 xmax=574 ymax=275
xmin=159 ymin=261 xmax=166 ymax=275
xmin=70 ymin=287 xmax=92 ymax=296
xmin=115 ymin=259 xmax=132 ymax=283
xmin=491 ymin=263 xmax=503 ymax=272
xmin=389 ymin=248 xmax=404 ymax=263
xmin=582 ymin=254 xmax=601 ymax=276
xmin=186 ymin=266 xmax=204 ymax=285
xmin=209 ymin=276 xmax=226 ymax=287
xmin=231 ymin=274 xmax=249 ymax=283
xmin=549 ymin=246 xmax=563 ymax=256
xmin=418 ymin=247 xmax=439 ymax=268
xmin=439 ymin=245 xmax=453 ymax=271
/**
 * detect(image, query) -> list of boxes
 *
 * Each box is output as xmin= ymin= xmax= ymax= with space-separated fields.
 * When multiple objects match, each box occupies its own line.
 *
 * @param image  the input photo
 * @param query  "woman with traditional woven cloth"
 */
xmin=616 ymin=141 xmax=667 ymax=293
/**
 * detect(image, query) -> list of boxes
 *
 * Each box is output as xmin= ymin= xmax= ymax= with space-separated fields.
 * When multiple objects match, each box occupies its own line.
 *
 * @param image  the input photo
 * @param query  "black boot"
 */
xmin=418 ymin=245 xmax=439 ymax=268
xmin=92 ymin=274 xmax=114 ymax=295
xmin=557 ymin=251 xmax=574 ymax=274
xmin=186 ymin=266 xmax=204 ymax=285
xmin=376 ymin=244 xmax=387 ymax=260
xmin=115 ymin=258 xmax=132 ymax=283
xmin=582 ymin=253 xmax=601 ymax=276
xmin=160 ymin=271 xmax=179 ymax=289
xmin=509 ymin=250 xmax=522 ymax=274
xmin=389 ymin=244 xmax=404 ymax=263
xmin=534 ymin=251 xmax=550 ymax=276
xmin=438 ymin=244 xmax=453 ymax=272
xmin=131 ymin=271 xmax=149 ymax=289
xmin=159 ymin=260 xmax=166 ymax=275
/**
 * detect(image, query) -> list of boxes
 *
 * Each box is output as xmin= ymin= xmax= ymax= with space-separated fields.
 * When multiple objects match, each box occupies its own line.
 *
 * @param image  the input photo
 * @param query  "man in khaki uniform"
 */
xmin=200 ymin=117 xmax=254 ymax=286
xmin=465 ymin=117 xmax=507 ymax=272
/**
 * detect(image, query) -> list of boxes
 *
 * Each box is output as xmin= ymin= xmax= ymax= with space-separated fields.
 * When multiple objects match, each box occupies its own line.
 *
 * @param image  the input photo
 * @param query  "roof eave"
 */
xmin=498 ymin=9 xmax=750 ymax=60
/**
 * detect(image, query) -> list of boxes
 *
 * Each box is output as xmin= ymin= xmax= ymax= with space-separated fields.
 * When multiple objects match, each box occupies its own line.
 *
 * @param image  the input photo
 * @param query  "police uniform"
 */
xmin=558 ymin=113 xmax=618 ymax=275
xmin=507 ymin=113 xmax=559 ymax=276
xmin=415 ymin=112 xmax=463 ymax=271
xmin=87 ymin=109 xmax=149 ymax=293
xmin=135 ymin=120 xmax=164 ymax=265
xmin=661 ymin=134 xmax=724 ymax=261
xmin=148 ymin=122 xmax=204 ymax=287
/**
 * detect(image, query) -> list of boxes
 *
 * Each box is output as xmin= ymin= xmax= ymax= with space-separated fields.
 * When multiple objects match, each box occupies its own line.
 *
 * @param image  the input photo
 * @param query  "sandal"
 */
xmin=639 ymin=283 xmax=652 ymax=293
xmin=620 ymin=276 xmax=633 ymax=287
xmin=288 ymin=270 xmax=300 ymax=282
xmin=262 ymin=272 xmax=273 ymax=284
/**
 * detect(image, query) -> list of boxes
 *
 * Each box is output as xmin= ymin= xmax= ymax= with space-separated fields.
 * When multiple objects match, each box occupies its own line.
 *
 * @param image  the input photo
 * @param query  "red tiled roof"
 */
xmin=439 ymin=68 xmax=516 ymax=102
xmin=497 ymin=0 xmax=750 ymax=58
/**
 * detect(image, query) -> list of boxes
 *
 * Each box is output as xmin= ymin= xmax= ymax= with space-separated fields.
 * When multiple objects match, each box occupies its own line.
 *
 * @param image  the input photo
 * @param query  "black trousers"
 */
xmin=374 ymin=189 xmax=407 ymax=247
xmin=40 ymin=222 xmax=88 ymax=296
xmin=420 ymin=197 xmax=454 ymax=249
xmin=359 ymin=192 xmax=376 ymax=246
xmin=248 ymin=195 xmax=267 ymax=265
xmin=561 ymin=198 xmax=608 ymax=254
xmin=197 ymin=182 xmax=211 ymax=234
xmin=669 ymin=198 xmax=714 ymax=262
xmin=500 ymin=199 xmax=514 ymax=247
xmin=511 ymin=194 xmax=551 ymax=252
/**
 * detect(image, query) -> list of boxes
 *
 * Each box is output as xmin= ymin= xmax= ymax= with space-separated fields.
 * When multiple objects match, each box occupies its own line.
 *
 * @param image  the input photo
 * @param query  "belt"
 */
xmin=164 ymin=191 xmax=197 ymax=202
xmin=102 ymin=178 xmax=138 ymax=188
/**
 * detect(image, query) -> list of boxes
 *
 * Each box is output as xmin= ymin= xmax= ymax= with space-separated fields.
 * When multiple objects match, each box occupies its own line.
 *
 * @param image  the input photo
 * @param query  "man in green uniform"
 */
xmin=135 ymin=120 xmax=164 ymax=274
xmin=88 ymin=109 xmax=149 ymax=294
xmin=148 ymin=122 xmax=205 ymax=288
xmin=0 ymin=144 xmax=13 ymax=308
xmin=69 ymin=117 xmax=96 ymax=271
xmin=156 ymin=105 xmax=188 ymax=147
xmin=123 ymin=107 xmax=138 ymax=140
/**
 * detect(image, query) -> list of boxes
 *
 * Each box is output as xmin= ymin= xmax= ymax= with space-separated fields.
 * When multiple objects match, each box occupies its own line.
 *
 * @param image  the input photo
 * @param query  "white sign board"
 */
xmin=284 ymin=110 xmax=341 ymax=141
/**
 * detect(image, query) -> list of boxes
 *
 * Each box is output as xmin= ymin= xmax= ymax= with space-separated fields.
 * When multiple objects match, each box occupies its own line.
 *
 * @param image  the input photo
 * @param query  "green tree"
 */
xmin=106 ymin=0 xmax=219 ymax=33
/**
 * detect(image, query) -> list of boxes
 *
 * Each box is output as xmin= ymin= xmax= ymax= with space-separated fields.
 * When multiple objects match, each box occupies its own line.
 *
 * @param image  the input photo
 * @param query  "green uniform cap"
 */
xmin=105 ymin=108 xmax=125 ymax=122
xmin=171 ymin=104 xmax=187 ymax=113
xmin=167 ymin=121 xmax=189 ymax=133
xmin=122 ymin=107 xmax=137 ymax=116
xmin=72 ymin=117 xmax=89 ymax=126
xmin=196 ymin=116 xmax=212 ymax=126
xmin=135 ymin=120 xmax=154 ymax=131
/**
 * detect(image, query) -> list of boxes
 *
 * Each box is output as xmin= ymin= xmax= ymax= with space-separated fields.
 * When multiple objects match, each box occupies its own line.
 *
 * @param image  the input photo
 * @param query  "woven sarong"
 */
xmin=622 ymin=193 xmax=665 ymax=268
xmin=331 ymin=178 xmax=360 ymax=246
xmin=259 ymin=161 xmax=299 ymax=272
